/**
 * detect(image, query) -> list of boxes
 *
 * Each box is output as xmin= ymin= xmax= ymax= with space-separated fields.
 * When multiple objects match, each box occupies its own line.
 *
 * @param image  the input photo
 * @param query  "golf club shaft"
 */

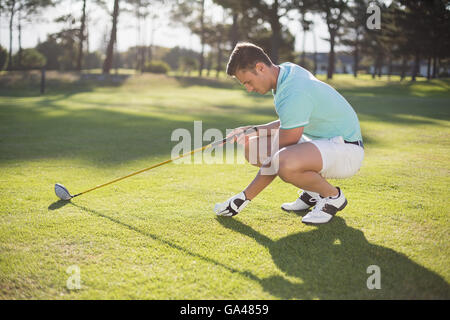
xmin=72 ymin=127 xmax=257 ymax=198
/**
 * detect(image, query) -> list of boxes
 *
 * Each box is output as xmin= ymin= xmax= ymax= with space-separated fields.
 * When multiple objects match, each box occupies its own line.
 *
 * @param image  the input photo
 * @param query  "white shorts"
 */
xmin=299 ymin=136 xmax=364 ymax=179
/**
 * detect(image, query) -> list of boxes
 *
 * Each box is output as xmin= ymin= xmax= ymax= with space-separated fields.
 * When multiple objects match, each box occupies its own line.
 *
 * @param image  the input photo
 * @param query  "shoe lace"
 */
xmin=311 ymin=197 xmax=327 ymax=214
xmin=297 ymin=190 xmax=318 ymax=203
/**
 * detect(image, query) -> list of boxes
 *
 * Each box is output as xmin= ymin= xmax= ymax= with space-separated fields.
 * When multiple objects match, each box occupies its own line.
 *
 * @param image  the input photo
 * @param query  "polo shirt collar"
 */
xmin=272 ymin=64 xmax=285 ymax=96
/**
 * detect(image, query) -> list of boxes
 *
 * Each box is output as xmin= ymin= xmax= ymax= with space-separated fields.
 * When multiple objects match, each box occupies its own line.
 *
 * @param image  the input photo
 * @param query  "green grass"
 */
xmin=0 ymin=72 xmax=449 ymax=299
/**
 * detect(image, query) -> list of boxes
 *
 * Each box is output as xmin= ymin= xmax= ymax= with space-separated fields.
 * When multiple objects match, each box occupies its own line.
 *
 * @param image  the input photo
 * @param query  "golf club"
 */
xmin=54 ymin=127 xmax=257 ymax=201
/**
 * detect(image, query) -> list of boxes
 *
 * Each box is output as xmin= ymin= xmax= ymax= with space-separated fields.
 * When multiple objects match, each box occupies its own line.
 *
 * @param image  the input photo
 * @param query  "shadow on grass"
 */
xmin=217 ymin=217 xmax=450 ymax=299
xmin=64 ymin=202 xmax=262 ymax=284
xmin=48 ymin=200 xmax=71 ymax=210
xmin=0 ymin=98 xmax=255 ymax=165
xmin=173 ymin=76 xmax=239 ymax=90
xmin=0 ymin=71 xmax=130 ymax=98
xmin=48 ymin=200 xmax=450 ymax=299
xmin=1 ymin=73 xmax=449 ymax=166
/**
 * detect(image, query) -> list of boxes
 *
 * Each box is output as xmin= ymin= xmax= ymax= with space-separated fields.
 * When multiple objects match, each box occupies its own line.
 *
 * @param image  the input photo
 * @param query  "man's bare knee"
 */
xmin=244 ymin=139 xmax=262 ymax=167
xmin=277 ymin=151 xmax=307 ymax=182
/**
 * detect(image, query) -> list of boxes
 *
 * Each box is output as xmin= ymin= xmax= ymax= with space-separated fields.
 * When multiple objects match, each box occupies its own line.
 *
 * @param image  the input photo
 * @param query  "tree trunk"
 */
xmin=86 ymin=18 xmax=90 ymax=54
xmin=353 ymin=46 xmax=358 ymax=78
xmin=432 ymin=53 xmax=437 ymax=78
xmin=327 ymin=32 xmax=335 ymax=79
xmin=411 ymin=51 xmax=420 ymax=81
xmin=387 ymin=56 xmax=392 ymax=81
xmin=312 ymin=26 xmax=317 ymax=75
xmin=216 ymin=38 xmax=223 ymax=78
xmin=377 ymin=54 xmax=383 ymax=78
xmin=269 ymin=17 xmax=281 ymax=64
xmin=7 ymin=0 xmax=15 ymax=71
xmin=17 ymin=8 xmax=22 ymax=70
xmin=230 ymin=12 xmax=239 ymax=49
xmin=400 ymin=56 xmax=407 ymax=81
xmin=300 ymin=26 xmax=306 ymax=67
xmin=426 ymin=55 xmax=431 ymax=80
xmin=102 ymin=0 xmax=119 ymax=75
xmin=77 ymin=0 xmax=87 ymax=71
xmin=198 ymin=0 xmax=205 ymax=77
xmin=206 ymin=52 xmax=212 ymax=77
xmin=141 ymin=46 xmax=146 ymax=73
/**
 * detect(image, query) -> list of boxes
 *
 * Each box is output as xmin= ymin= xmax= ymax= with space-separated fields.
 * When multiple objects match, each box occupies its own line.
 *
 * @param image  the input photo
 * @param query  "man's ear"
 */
xmin=255 ymin=62 xmax=265 ymax=73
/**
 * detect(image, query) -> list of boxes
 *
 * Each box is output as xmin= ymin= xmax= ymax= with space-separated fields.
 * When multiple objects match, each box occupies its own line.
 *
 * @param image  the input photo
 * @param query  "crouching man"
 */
xmin=214 ymin=43 xmax=364 ymax=225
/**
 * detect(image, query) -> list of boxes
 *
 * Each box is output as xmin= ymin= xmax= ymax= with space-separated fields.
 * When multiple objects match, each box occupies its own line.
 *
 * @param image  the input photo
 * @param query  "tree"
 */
xmin=248 ymin=0 xmax=294 ymax=64
xmin=6 ymin=0 xmax=15 ymax=70
xmin=36 ymin=35 xmax=64 ymax=69
xmin=171 ymin=0 xmax=209 ymax=76
xmin=317 ymin=0 xmax=349 ymax=79
xmin=12 ymin=48 xmax=46 ymax=69
xmin=0 ymin=45 xmax=7 ymax=70
xmin=10 ymin=0 xmax=54 ymax=70
xmin=213 ymin=0 xmax=253 ymax=50
xmin=76 ymin=0 xmax=87 ymax=71
xmin=124 ymin=0 xmax=157 ymax=72
xmin=36 ymin=14 xmax=79 ymax=70
xmin=102 ymin=0 xmax=119 ymax=74
xmin=339 ymin=0 xmax=369 ymax=77
xmin=292 ymin=0 xmax=315 ymax=68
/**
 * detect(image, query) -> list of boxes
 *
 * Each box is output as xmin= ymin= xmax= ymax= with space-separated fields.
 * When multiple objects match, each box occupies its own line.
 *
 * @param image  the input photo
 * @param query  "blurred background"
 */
xmin=0 ymin=0 xmax=449 ymax=80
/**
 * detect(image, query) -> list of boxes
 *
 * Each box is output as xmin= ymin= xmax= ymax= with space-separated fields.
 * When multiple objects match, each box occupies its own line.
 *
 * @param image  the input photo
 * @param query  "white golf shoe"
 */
xmin=281 ymin=190 xmax=320 ymax=212
xmin=302 ymin=187 xmax=347 ymax=225
xmin=214 ymin=191 xmax=250 ymax=217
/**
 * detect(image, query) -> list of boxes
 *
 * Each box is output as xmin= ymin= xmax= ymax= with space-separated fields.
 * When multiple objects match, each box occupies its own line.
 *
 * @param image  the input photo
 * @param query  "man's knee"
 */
xmin=244 ymin=139 xmax=260 ymax=167
xmin=245 ymin=136 xmax=270 ymax=167
xmin=277 ymin=152 xmax=306 ymax=182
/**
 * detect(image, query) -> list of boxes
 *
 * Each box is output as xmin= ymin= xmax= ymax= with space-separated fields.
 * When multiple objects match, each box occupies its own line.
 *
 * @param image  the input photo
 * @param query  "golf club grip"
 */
xmin=211 ymin=126 xmax=258 ymax=148
xmin=74 ymin=126 xmax=258 ymax=197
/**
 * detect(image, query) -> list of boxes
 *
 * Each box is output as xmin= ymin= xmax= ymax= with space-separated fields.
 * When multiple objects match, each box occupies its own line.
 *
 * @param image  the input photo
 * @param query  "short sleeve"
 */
xmin=276 ymin=90 xmax=314 ymax=130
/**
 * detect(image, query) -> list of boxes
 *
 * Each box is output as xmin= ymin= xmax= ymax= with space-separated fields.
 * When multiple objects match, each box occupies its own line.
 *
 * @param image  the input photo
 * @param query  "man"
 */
xmin=213 ymin=42 xmax=364 ymax=225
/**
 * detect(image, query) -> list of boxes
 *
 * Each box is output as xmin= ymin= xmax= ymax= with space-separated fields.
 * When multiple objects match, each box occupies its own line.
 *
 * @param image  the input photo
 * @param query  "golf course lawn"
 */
xmin=0 ymin=72 xmax=449 ymax=299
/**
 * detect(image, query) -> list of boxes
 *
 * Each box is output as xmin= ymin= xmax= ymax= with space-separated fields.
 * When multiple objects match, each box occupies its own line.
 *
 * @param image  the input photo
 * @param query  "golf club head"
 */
xmin=55 ymin=183 xmax=73 ymax=201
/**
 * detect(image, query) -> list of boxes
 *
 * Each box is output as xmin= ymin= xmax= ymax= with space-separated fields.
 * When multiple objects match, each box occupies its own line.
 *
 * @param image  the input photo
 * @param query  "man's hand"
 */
xmin=226 ymin=126 xmax=258 ymax=145
xmin=214 ymin=192 xmax=250 ymax=217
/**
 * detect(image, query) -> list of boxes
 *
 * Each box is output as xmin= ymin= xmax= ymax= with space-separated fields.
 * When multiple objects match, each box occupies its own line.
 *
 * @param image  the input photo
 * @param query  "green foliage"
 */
xmin=163 ymin=47 xmax=199 ymax=70
xmin=296 ymin=55 xmax=315 ymax=72
xmin=143 ymin=60 xmax=171 ymax=74
xmin=179 ymin=56 xmax=198 ymax=75
xmin=0 ymin=46 xmax=7 ymax=71
xmin=83 ymin=51 xmax=103 ymax=69
xmin=13 ymin=48 xmax=46 ymax=69
xmin=36 ymin=36 xmax=64 ymax=70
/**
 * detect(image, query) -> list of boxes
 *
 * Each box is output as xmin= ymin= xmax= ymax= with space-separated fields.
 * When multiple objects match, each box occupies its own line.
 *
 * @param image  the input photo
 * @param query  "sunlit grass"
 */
xmin=0 ymin=73 xmax=449 ymax=299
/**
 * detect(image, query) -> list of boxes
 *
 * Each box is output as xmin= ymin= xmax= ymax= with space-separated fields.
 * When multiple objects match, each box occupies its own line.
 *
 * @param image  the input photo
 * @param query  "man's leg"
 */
xmin=243 ymin=139 xmax=338 ymax=200
xmin=274 ymin=142 xmax=348 ymax=224
xmin=275 ymin=142 xmax=338 ymax=198
xmin=215 ymin=137 xmax=340 ymax=218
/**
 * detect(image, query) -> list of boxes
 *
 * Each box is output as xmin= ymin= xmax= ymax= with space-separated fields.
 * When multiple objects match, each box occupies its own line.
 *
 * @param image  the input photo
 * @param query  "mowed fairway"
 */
xmin=0 ymin=72 xmax=449 ymax=299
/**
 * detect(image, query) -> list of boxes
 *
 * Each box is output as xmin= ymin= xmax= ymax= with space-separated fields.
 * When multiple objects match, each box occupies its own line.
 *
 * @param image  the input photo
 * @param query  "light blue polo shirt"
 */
xmin=273 ymin=62 xmax=362 ymax=142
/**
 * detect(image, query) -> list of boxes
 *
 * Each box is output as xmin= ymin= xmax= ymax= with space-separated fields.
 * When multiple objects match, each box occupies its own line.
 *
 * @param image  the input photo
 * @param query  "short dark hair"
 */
xmin=226 ymin=42 xmax=273 ymax=76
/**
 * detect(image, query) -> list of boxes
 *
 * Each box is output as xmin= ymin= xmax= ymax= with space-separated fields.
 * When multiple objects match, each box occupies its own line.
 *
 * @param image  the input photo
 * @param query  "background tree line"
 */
xmin=0 ymin=0 xmax=449 ymax=80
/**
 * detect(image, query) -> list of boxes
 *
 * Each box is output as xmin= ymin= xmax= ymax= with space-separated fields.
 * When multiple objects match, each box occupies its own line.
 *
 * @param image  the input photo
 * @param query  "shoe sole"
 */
xmin=301 ymin=199 xmax=348 ymax=225
xmin=281 ymin=207 xmax=311 ymax=214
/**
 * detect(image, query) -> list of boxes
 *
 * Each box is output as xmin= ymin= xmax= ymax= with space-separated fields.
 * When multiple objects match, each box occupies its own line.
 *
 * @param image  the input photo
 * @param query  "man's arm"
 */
xmin=244 ymin=126 xmax=304 ymax=200
xmin=227 ymin=120 xmax=281 ymax=143
xmin=255 ymin=120 xmax=280 ymax=137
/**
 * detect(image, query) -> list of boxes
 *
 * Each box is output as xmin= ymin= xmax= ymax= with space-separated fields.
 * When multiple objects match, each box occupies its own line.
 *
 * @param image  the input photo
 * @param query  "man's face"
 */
xmin=235 ymin=63 xmax=271 ymax=94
